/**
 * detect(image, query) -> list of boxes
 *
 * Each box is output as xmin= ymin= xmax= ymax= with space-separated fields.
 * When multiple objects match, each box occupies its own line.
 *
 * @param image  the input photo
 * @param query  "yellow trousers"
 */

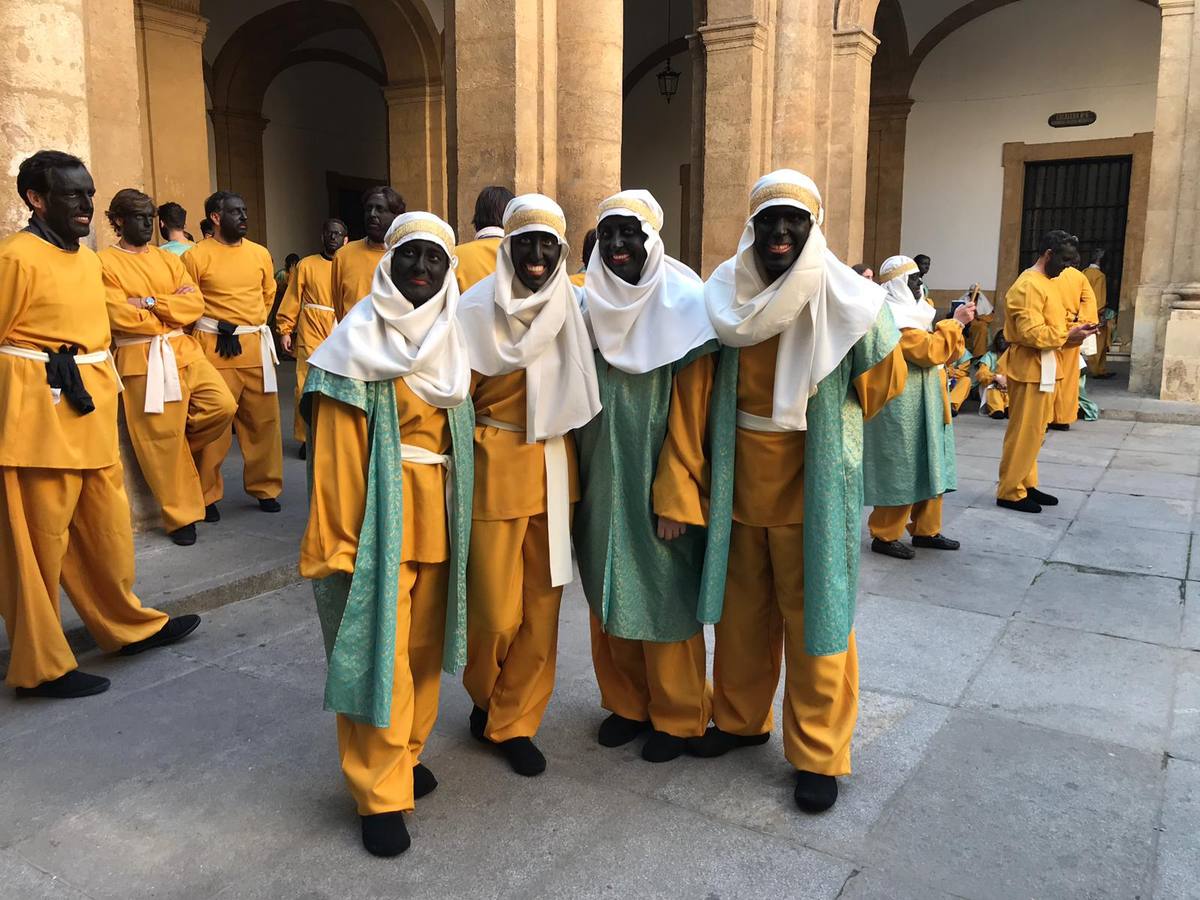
xmin=712 ymin=522 xmax=858 ymax=775
xmin=195 ymin=364 xmax=283 ymax=505
xmin=1052 ymin=346 xmax=1082 ymax=426
xmin=997 ymin=380 xmax=1054 ymax=501
xmin=967 ymin=320 xmax=990 ymax=358
xmin=868 ymin=496 xmax=943 ymax=541
xmin=983 ymin=386 xmax=1010 ymax=416
xmin=0 ymin=464 xmax=168 ymax=687
xmin=123 ymin=359 xmax=237 ymax=531
xmin=464 ymin=513 xmax=562 ymax=742
xmin=948 ymin=375 xmax=971 ymax=413
xmin=336 ymin=560 xmax=447 ymax=815
xmin=292 ymin=348 xmax=310 ymax=445
xmin=588 ymin=612 xmax=710 ymax=738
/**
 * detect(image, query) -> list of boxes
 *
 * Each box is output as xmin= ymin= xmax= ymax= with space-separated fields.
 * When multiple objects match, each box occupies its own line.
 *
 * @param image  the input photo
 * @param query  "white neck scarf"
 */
xmin=583 ymin=189 xmax=713 ymax=374
xmin=704 ymin=169 xmax=884 ymax=431
xmin=879 ymin=256 xmax=937 ymax=332
xmin=306 ymin=212 xmax=471 ymax=408
xmin=458 ymin=193 xmax=601 ymax=441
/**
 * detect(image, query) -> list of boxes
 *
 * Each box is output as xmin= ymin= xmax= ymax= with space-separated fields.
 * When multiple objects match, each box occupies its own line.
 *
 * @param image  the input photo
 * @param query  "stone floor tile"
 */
xmin=952 ymin=453 xmax=1001 ymax=482
xmin=1037 ymin=442 xmax=1118 ymax=467
xmin=1095 ymin=468 xmax=1200 ymax=501
xmin=1076 ymin=491 xmax=1194 ymax=534
xmin=858 ymin=546 xmax=1043 ymax=617
xmin=1052 ymin=520 xmax=1190 ymax=579
xmin=1169 ymin=654 xmax=1200 ymax=763
xmin=941 ymin=506 xmax=1068 ymax=560
xmin=973 ymin=485 xmax=1089 ymax=520
xmin=0 ymin=850 xmax=94 ymax=900
xmin=1035 ymin=461 xmax=1107 ymax=491
xmin=1111 ymin=448 xmax=1200 ymax=476
xmin=1154 ymin=758 xmax=1200 ymax=900
xmin=1122 ymin=432 xmax=1200 ymax=456
xmin=1184 ymin=581 xmax=1200 ymax=651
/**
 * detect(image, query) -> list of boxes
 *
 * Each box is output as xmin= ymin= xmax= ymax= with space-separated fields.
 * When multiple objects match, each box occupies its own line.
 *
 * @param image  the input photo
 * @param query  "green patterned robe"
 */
xmin=301 ymin=369 xmax=475 ymax=728
xmin=707 ymin=305 xmax=901 ymax=657
xmin=573 ymin=341 xmax=726 ymax=642
xmin=862 ymin=330 xmax=957 ymax=508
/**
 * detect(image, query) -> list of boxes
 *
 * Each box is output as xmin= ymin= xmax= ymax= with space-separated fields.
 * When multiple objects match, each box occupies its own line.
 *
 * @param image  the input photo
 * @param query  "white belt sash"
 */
xmin=476 ymin=415 xmax=572 ymax=588
xmin=1039 ymin=349 xmax=1057 ymax=393
xmin=0 ymin=345 xmax=123 ymax=399
xmin=736 ymin=409 xmax=793 ymax=433
xmin=302 ymin=303 xmax=336 ymax=313
xmin=400 ymin=443 xmax=454 ymax=519
xmin=114 ymin=329 xmax=184 ymax=413
xmin=194 ymin=316 xmax=279 ymax=394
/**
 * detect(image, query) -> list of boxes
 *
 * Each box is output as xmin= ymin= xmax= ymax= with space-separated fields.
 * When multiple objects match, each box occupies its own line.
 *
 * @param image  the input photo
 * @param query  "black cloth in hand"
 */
xmin=44 ymin=345 xmax=95 ymax=415
xmin=215 ymin=320 xmax=242 ymax=359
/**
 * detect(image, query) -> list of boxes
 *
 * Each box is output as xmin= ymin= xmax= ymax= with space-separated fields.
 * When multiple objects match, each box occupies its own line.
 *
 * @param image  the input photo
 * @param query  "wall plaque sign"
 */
xmin=1049 ymin=110 xmax=1098 ymax=128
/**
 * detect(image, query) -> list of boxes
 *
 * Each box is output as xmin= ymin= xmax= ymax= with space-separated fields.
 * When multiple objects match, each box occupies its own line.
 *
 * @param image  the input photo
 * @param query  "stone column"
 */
xmin=134 ymin=0 xmax=210 ymax=234
xmin=771 ymin=0 xmax=835 ymax=185
xmin=823 ymin=27 xmax=879 ymax=263
xmin=1132 ymin=0 xmax=1199 ymax=395
xmin=209 ymin=108 xmax=270 ymax=243
xmin=555 ymin=0 xmax=622 ymax=267
xmin=385 ymin=79 xmax=448 ymax=218
xmin=447 ymin=0 xmax=558 ymax=237
xmin=862 ymin=97 xmax=913 ymax=270
xmin=0 ymin=0 xmax=93 ymax=236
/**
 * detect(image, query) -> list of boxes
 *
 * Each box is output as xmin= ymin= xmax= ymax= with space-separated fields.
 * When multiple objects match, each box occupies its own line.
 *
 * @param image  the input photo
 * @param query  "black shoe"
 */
xmin=298 ymin=443 xmax=307 ymax=461
xmin=989 ymin=411 xmax=1006 ymax=420
xmin=911 ymin=533 xmax=960 ymax=551
xmin=119 ymin=614 xmax=201 ymax=656
xmin=1094 ymin=372 xmax=1117 ymax=380
xmin=498 ymin=737 xmax=546 ymax=776
xmin=469 ymin=705 xmax=488 ymax=742
xmin=360 ymin=812 xmax=410 ymax=857
xmin=597 ymin=713 xmax=650 ymax=748
xmin=794 ymin=770 xmax=838 ymax=813
xmin=15 ymin=670 xmax=110 ymax=699
xmin=169 ymin=523 xmax=197 ymax=546
xmin=258 ymin=497 xmax=281 ymax=513
xmin=1047 ymin=423 xmax=1070 ymax=431
xmin=642 ymin=730 xmax=685 ymax=763
xmin=997 ymin=496 xmax=1041 ymax=514
xmin=204 ymin=503 xmax=220 ymax=523
xmin=871 ymin=537 xmax=915 ymax=560
xmin=1026 ymin=487 xmax=1059 ymax=506
xmin=686 ymin=726 xmax=770 ymax=758
xmin=413 ymin=763 xmax=437 ymax=799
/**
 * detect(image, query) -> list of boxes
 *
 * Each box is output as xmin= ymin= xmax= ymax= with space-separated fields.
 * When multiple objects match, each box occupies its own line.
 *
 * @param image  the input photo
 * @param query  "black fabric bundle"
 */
xmin=44 ymin=345 xmax=95 ymax=415
xmin=215 ymin=320 xmax=242 ymax=358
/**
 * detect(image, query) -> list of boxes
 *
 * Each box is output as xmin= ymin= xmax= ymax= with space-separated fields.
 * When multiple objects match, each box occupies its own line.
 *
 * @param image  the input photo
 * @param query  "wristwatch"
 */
xmin=144 ymin=296 xmax=156 ymax=309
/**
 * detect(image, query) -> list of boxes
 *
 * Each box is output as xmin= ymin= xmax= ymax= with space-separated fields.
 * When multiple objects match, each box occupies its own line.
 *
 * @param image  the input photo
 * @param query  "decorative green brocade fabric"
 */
xmin=861 ymin=349 xmax=957 ymax=508
xmin=301 ymin=369 xmax=475 ymax=728
xmin=707 ymin=305 xmax=901 ymax=657
xmin=573 ymin=340 xmax=727 ymax=642
xmin=1078 ymin=373 xmax=1100 ymax=421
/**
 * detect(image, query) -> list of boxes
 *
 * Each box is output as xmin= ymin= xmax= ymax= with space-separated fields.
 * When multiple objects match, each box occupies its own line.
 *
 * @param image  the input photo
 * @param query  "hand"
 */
xmin=953 ymin=301 xmax=976 ymax=326
xmin=281 ymin=333 xmax=293 ymax=354
xmin=656 ymin=516 xmax=686 ymax=541
xmin=174 ymin=285 xmax=195 ymax=295
xmin=125 ymin=296 xmax=148 ymax=308
xmin=1065 ymin=323 xmax=1100 ymax=346
xmin=994 ymin=374 xmax=1008 ymax=391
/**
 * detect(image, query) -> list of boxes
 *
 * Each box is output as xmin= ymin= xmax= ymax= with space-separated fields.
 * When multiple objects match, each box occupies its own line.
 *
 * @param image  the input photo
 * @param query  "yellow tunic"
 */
xmin=454 ymin=237 xmax=502 ymax=294
xmin=181 ymin=238 xmax=276 ymax=370
xmin=1051 ymin=266 xmax=1097 ymax=425
xmin=968 ymin=312 xmax=994 ymax=358
xmin=1002 ymin=269 xmax=1067 ymax=384
xmin=977 ymin=350 xmax=1012 ymax=416
xmin=331 ymin=239 xmax=385 ymax=320
xmin=275 ymin=253 xmax=336 ymax=443
xmin=1084 ymin=265 xmax=1111 ymax=375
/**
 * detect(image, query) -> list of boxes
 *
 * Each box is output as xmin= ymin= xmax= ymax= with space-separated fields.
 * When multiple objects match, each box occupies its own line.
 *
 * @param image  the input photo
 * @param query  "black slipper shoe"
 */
xmin=298 ymin=443 xmax=307 ymax=460
xmin=996 ymin=496 xmax=1041 ymax=514
xmin=204 ymin=503 xmax=220 ymax=523
xmin=871 ymin=537 xmax=915 ymax=560
xmin=989 ymin=411 xmax=1006 ymax=420
xmin=597 ymin=713 xmax=650 ymax=747
xmin=641 ymin=730 xmax=685 ymax=763
xmin=794 ymin=770 xmax=838 ymax=813
xmin=14 ymin=670 xmax=110 ymax=699
xmin=258 ymin=497 xmax=281 ymax=513
xmin=1026 ymin=487 xmax=1058 ymax=506
xmin=686 ymin=725 xmax=770 ymax=758
xmin=498 ymin=737 xmax=546 ymax=776
xmin=1047 ymin=423 xmax=1070 ymax=431
xmin=469 ymin=705 xmax=488 ymax=742
xmin=413 ymin=763 xmax=437 ymax=799
xmin=169 ymin=523 xmax=197 ymax=546
xmin=911 ymin=533 xmax=960 ymax=550
xmin=119 ymin=614 xmax=201 ymax=656
xmin=360 ymin=812 xmax=410 ymax=857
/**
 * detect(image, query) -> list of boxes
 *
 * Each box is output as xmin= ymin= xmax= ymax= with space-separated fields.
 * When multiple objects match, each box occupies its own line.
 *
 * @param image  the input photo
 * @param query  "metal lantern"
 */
xmin=657 ymin=59 xmax=681 ymax=103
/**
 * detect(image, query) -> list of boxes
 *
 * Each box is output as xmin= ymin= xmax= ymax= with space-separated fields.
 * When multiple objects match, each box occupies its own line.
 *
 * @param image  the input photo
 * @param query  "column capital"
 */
xmin=135 ymin=0 xmax=207 ymax=43
xmin=869 ymin=96 xmax=914 ymax=120
xmin=832 ymin=27 xmax=881 ymax=61
xmin=209 ymin=107 xmax=269 ymax=134
xmin=1159 ymin=0 xmax=1195 ymax=17
xmin=382 ymin=79 xmax=444 ymax=106
xmin=698 ymin=16 xmax=769 ymax=52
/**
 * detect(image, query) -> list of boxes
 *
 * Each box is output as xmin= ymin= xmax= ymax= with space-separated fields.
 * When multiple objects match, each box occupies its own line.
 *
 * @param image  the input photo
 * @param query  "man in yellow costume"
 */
xmin=689 ymin=170 xmax=907 ymax=814
xmin=1049 ymin=246 xmax=1100 ymax=431
xmin=183 ymin=191 xmax=283 ymax=520
xmin=301 ymin=211 xmax=474 ymax=858
xmin=1084 ymin=249 xmax=1116 ymax=379
xmin=458 ymin=194 xmax=601 ymax=777
xmin=454 ymin=186 xmax=514 ymax=293
xmin=276 ymin=217 xmax=348 ymax=458
xmin=0 ymin=151 xmax=199 ymax=699
xmin=996 ymin=231 xmax=1099 ymax=513
xmin=98 ymin=188 xmax=237 ymax=546
xmin=331 ymin=186 xmax=406 ymax=320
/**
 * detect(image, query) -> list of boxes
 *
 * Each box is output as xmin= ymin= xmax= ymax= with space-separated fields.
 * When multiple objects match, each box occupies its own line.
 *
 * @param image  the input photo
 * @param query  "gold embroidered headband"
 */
xmin=749 ymin=183 xmax=823 ymax=221
xmin=598 ymin=196 xmax=663 ymax=232
xmin=386 ymin=218 xmax=455 ymax=251
xmin=880 ymin=260 xmax=919 ymax=282
xmin=504 ymin=207 xmax=567 ymax=238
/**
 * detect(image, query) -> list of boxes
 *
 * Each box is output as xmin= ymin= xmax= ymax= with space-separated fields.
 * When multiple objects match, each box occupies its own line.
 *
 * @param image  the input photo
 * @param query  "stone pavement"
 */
xmin=2 ymin=384 xmax=1199 ymax=898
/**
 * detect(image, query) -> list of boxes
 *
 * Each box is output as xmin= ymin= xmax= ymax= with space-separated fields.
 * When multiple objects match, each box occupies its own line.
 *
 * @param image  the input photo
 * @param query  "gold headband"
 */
xmin=504 ymin=207 xmax=566 ymax=238
xmin=880 ymin=260 xmax=919 ymax=282
xmin=386 ymin=218 xmax=454 ymax=251
xmin=749 ymin=183 xmax=823 ymax=221
xmin=598 ymin=196 xmax=662 ymax=232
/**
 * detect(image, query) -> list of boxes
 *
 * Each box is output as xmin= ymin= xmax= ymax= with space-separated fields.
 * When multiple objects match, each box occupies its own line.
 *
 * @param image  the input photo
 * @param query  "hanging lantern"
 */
xmin=657 ymin=59 xmax=681 ymax=103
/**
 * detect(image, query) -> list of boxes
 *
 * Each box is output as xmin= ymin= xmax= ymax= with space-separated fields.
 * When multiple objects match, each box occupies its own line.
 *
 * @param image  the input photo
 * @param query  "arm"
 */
xmin=854 ymin=343 xmax=907 ymax=420
xmin=0 ymin=254 xmax=31 ymax=344
xmin=150 ymin=256 xmax=205 ymax=329
xmin=261 ymin=253 xmax=277 ymax=322
xmin=1006 ymin=279 xmax=1067 ymax=350
xmin=651 ymin=354 xmax=715 ymax=532
xmin=330 ymin=254 xmax=346 ymax=321
xmin=276 ymin=267 xmax=302 ymax=351
xmin=1078 ymin=275 xmax=1100 ymax=326
xmin=298 ymin=394 xmax=369 ymax=579
xmin=102 ymin=265 xmax=163 ymax=336
xmin=898 ymin=320 xmax=966 ymax=368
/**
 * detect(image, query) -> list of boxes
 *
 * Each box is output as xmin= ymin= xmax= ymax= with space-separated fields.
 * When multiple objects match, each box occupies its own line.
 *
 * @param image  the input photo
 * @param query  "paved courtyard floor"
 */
xmin=1 ymin=396 xmax=1198 ymax=899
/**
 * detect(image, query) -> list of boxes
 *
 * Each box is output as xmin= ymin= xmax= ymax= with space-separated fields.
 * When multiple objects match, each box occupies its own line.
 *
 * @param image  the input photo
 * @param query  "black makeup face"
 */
xmin=915 ymin=255 xmax=931 ymax=277
xmin=212 ymin=196 xmax=248 ymax=242
xmin=511 ymin=230 xmax=563 ymax=292
xmin=1046 ymin=242 xmax=1078 ymax=279
xmin=119 ymin=209 xmax=156 ymax=247
xmin=597 ymin=214 xmax=649 ymax=286
xmin=906 ymin=272 xmax=924 ymax=300
xmin=30 ymin=165 xmax=95 ymax=243
xmin=391 ymin=238 xmax=449 ymax=306
xmin=364 ymin=193 xmax=398 ymax=244
xmin=752 ymin=205 xmax=812 ymax=283
xmin=322 ymin=221 xmax=348 ymax=258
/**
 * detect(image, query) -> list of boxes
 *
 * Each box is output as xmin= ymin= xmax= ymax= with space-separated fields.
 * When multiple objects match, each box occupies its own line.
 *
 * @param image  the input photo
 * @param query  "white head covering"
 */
xmin=583 ymin=189 xmax=713 ymax=374
xmin=879 ymin=255 xmax=936 ymax=332
xmin=704 ymin=169 xmax=885 ymax=431
xmin=458 ymin=193 xmax=601 ymax=441
xmin=306 ymin=212 xmax=471 ymax=408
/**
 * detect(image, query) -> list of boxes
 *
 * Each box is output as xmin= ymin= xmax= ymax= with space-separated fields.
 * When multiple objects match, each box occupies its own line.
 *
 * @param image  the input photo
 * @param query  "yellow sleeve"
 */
xmin=102 ymin=263 xmax=162 ymax=336
xmin=299 ymin=394 xmax=369 ymax=579
xmin=854 ymin=343 xmax=907 ymax=421
xmin=331 ymin=254 xmax=348 ymax=321
xmin=898 ymin=321 xmax=965 ymax=368
xmin=651 ymin=354 xmax=714 ymax=526
xmin=1078 ymin=275 xmax=1099 ymax=325
xmin=976 ymin=361 xmax=996 ymax=387
xmin=1006 ymin=279 xmax=1066 ymax=350
xmin=276 ymin=268 xmax=301 ymax=335
xmin=0 ymin=253 xmax=32 ymax=344
xmin=151 ymin=255 xmax=205 ymax=329
xmin=261 ymin=251 xmax=277 ymax=321
xmin=181 ymin=245 xmax=203 ymax=287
